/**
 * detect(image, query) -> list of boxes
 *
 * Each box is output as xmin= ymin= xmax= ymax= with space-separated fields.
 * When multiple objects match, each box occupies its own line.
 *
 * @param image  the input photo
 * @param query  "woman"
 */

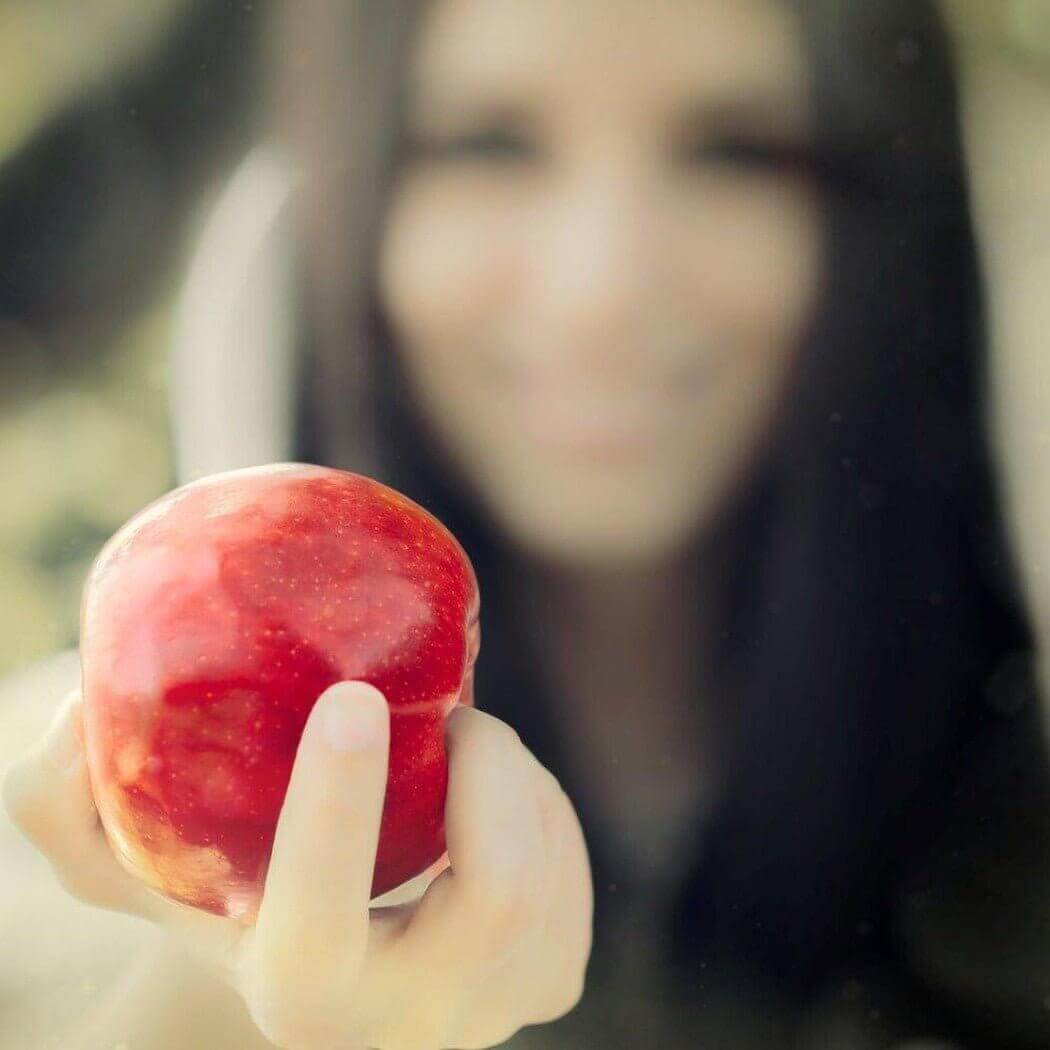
xmin=4 ymin=0 xmax=1049 ymax=1047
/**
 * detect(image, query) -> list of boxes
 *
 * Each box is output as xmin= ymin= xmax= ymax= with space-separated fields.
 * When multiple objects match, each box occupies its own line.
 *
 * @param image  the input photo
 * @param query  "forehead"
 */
xmin=410 ymin=0 xmax=810 ymax=118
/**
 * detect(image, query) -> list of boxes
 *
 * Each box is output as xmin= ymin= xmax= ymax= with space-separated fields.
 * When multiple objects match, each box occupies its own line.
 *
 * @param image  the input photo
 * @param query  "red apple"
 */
xmin=80 ymin=463 xmax=480 ymax=922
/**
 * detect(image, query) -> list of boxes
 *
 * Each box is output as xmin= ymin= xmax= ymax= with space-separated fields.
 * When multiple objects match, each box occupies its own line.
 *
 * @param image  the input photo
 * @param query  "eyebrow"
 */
xmin=403 ymin=92 xmax=543 ymax=142
xmin=404 ymin=71 xmax=813 ymax=139
xmin=673 ymin=88 xmax=814 ymax=138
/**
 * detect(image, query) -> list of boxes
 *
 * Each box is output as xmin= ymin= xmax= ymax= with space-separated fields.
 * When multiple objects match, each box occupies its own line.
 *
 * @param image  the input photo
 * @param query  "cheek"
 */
xmin=642 ymin=183 xmax=823 ymax=540
xmin=671 ymin=180 xmax=823 ymax=364
xmin=378 ymin=178 xmax=518 ymax=360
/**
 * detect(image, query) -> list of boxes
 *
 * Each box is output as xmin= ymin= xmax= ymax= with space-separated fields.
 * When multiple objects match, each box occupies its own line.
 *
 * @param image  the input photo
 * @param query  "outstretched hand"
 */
xmin=3 ymin=681 xmax=593 ymax=1049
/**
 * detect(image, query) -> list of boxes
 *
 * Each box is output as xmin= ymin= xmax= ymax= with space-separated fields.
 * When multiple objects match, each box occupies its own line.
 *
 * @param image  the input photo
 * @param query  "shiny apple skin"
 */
xmin=80 ymin=464 xmax=480 ymax=922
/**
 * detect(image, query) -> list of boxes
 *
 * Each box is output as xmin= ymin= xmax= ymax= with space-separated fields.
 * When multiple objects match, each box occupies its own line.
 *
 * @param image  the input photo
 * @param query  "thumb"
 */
xmin=3 ymin=691 xmax=88 ymax=841
xmin=2 ymin=691 xmax=159 ymax=917
xmin=250 ymin=681 xmax=390 ymax=983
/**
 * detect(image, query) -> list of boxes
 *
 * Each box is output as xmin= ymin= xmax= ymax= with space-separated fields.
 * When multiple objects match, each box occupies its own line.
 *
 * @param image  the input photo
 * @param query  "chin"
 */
xmin=488 ymin=487 xmax=712 ymax=571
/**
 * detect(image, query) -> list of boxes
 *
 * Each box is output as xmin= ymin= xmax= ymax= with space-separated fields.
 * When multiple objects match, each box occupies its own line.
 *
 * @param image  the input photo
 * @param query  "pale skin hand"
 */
xmin=2 ymin=681 xmax=593 ymax=1050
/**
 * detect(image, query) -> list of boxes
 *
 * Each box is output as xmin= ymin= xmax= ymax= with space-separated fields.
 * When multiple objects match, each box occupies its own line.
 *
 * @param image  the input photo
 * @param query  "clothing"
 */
xmin=170 ymin=147 xmax=1050 ymax=1049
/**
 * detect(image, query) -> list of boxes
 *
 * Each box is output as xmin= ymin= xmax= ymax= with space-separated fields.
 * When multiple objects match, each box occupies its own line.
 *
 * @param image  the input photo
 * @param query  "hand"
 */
xmin=3 ymin=682 xmax=593 ymax=1049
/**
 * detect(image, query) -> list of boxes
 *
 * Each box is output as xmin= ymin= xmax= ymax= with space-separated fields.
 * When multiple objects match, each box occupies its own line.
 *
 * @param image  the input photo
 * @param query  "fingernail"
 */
xmin=321 ymin=684 xmax=386 ymax=753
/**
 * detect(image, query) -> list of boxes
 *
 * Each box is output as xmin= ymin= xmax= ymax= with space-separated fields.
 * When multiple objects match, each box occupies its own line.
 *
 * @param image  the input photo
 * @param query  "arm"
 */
xmin=0 ymin=653 xmax=137 ymax=1046
xmin=57 ymin=937 xmax=277 ymax=1050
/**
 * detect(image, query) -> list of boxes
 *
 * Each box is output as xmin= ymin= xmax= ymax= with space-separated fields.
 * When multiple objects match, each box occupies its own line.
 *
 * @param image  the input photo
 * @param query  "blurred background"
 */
xmin=0 ymin=0 xmax=265 ymax=673
xmin=0 ymin=0 xmax=1048 ymax=678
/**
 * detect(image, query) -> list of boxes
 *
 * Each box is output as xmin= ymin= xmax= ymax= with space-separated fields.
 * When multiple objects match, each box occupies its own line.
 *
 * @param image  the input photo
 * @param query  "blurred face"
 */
xmin=379 ymin=0 xmax=822 ymax=568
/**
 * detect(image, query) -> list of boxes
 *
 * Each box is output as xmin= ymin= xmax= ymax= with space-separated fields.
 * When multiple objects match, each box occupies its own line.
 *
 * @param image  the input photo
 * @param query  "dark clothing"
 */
xmin=294 ymin=359 xmax=1050 ymax=1048
xmin=496 ymin=700 xmax=1050 ymax=1049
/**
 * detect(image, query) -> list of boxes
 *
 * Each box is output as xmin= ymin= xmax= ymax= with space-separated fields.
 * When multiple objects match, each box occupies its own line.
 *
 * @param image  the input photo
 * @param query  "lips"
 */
xmin=475 ymin=337 xmax=724 ymax=457
xmin=510 ymin=387 xmax=667 ymax=457
xmin=503 ymin=372 xmax=695 ymax=454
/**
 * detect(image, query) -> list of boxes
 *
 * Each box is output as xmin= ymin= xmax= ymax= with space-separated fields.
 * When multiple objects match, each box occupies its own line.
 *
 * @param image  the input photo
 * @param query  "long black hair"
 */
xmin=279 ymin=0 xmax=1033 ymax=1012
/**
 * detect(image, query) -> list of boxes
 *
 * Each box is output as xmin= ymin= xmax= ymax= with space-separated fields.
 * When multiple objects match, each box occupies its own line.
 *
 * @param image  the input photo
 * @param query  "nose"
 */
xmin=524 ymin=165 xmax=664 ymax=372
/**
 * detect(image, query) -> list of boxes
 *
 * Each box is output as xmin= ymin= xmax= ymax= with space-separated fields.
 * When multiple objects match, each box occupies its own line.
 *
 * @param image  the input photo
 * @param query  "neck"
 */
xmin=524 ymin=555 xmax=701 ymax=639
xmin=514 ymin=548 xmax=713 ymax=716
xmin=512 ymin=547 xmax=723 ymax=891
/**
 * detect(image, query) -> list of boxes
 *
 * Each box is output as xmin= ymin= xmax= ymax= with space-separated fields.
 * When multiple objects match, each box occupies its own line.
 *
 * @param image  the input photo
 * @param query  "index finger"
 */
xmin=245 ymin=682 xmax=390 ymax=997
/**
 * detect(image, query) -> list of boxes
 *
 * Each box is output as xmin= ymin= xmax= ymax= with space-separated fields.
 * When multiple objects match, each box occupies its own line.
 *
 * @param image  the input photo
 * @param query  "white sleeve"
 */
xmin=168 ymin=145 xmax=300 ymax=485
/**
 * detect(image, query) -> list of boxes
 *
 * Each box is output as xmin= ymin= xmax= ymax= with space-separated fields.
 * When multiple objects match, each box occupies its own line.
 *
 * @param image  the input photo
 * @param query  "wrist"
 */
xmin=65 ymin=935 xmax=274 ymax=1050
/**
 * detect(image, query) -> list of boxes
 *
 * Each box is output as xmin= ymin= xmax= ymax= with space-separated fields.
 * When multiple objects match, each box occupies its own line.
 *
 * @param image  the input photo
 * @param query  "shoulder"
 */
xmin=169 ymin=145 xmax=303 ymax=484
xmin=894 ymin=705 xmax=1050 ymax=1046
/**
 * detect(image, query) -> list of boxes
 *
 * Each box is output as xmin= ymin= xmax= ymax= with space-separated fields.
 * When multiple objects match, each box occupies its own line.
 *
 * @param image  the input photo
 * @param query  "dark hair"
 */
xmin=277 ymin=0 xmax=1032 ymax=1008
